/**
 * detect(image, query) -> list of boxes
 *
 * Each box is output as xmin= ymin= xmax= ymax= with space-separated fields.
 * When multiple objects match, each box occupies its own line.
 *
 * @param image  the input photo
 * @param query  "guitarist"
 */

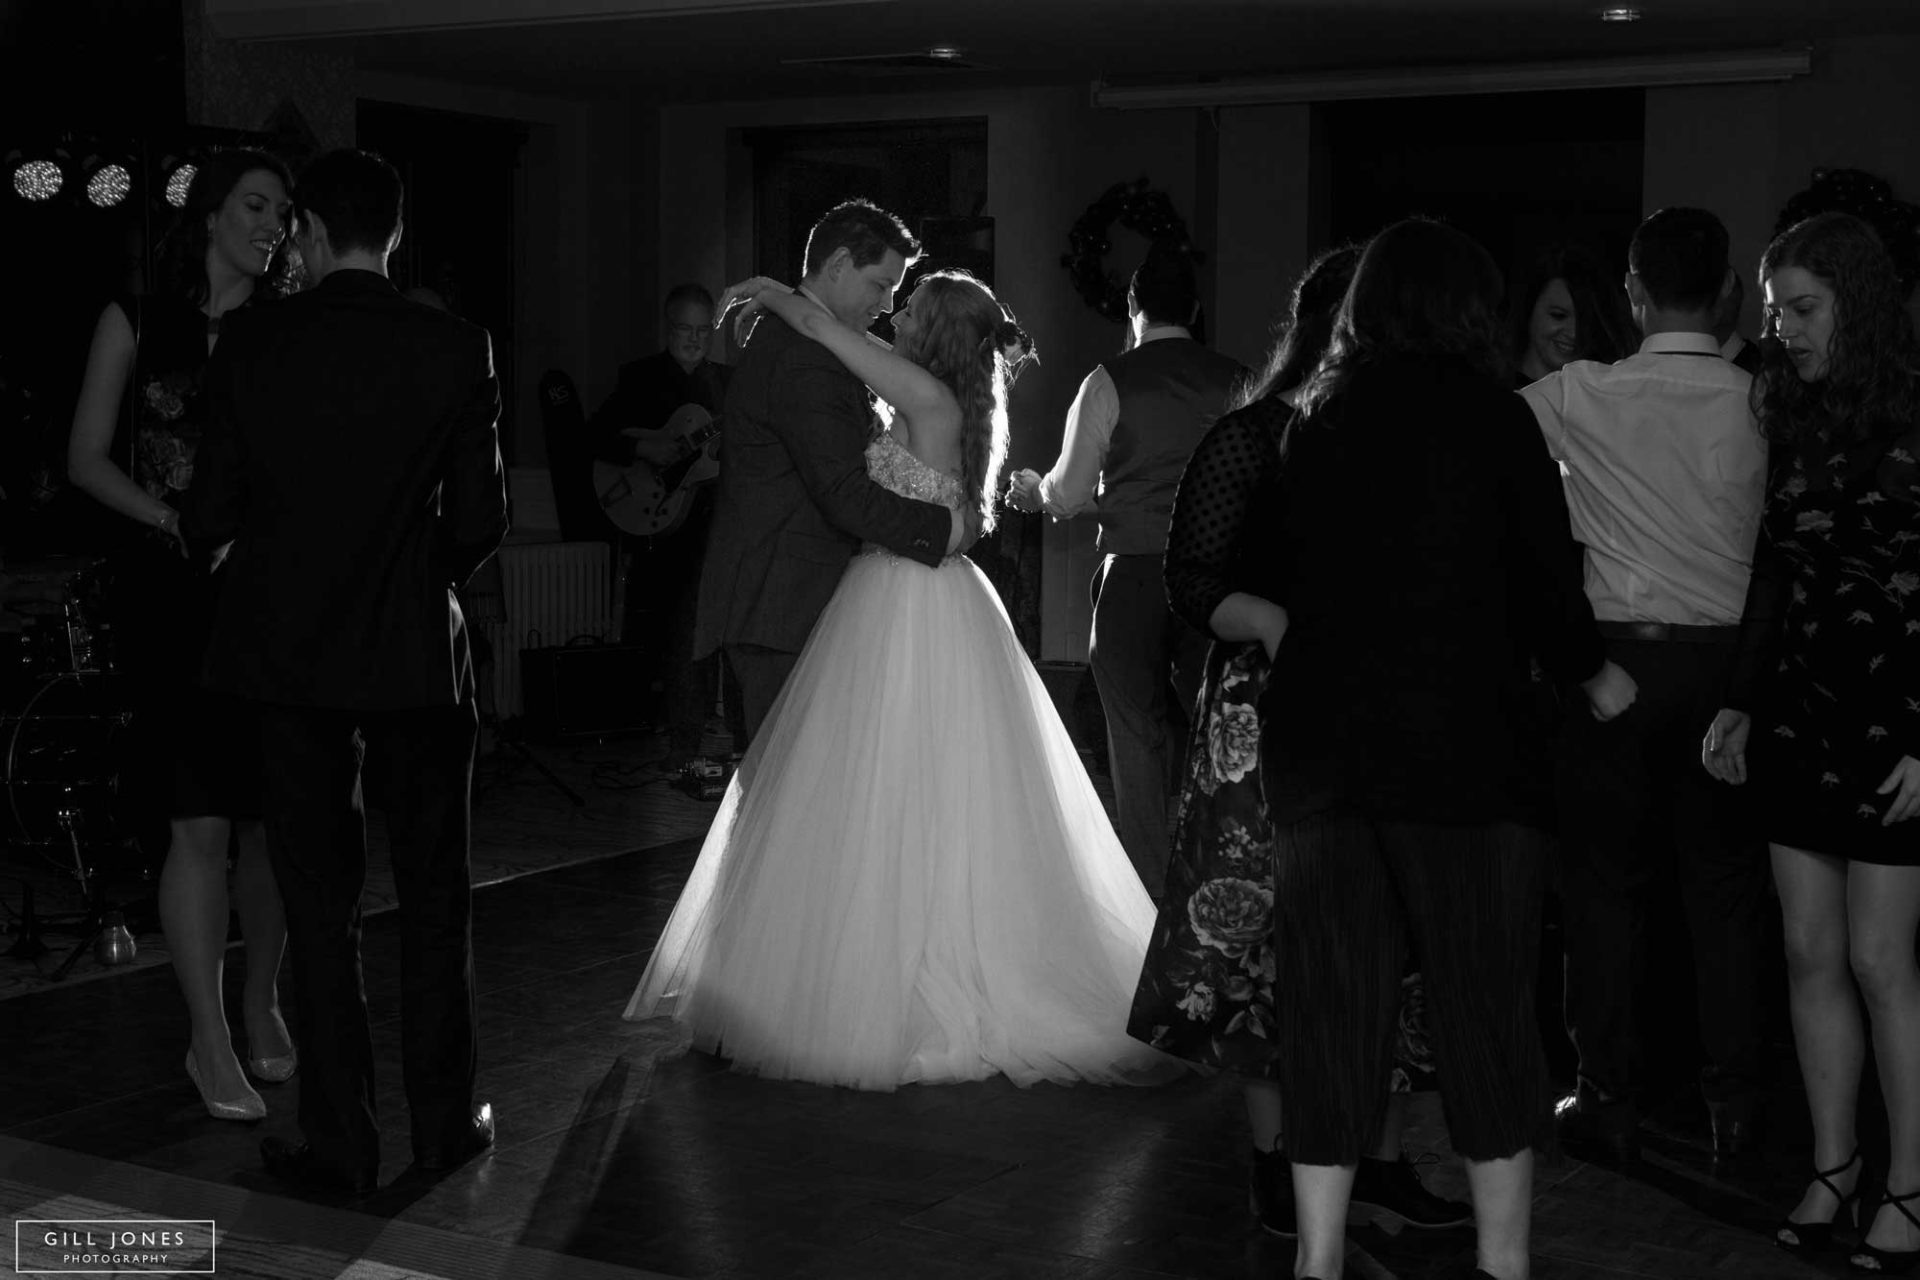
xmin=585 ymin=282 xmax=742 ymax=768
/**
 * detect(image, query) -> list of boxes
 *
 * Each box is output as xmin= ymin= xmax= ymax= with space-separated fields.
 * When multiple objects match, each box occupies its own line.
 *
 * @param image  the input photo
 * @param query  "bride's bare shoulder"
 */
xmin=897 ymin=399 xmax=965 ymax=474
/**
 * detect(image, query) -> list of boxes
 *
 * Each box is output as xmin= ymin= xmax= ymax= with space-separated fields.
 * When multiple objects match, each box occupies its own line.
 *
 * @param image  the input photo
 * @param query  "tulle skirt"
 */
xmin=624 ymin=549 xmax=1184 ymax=1091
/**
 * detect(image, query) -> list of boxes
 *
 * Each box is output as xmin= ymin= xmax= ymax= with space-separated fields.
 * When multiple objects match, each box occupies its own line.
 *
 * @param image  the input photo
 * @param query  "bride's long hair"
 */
xmin=895 ymin=270 xmax=1036 ymax=533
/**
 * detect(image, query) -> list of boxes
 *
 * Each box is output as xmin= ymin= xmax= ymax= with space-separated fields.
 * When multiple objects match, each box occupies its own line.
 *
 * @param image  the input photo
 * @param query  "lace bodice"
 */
xmin=866 ymin=432 xmax=965 ymax=509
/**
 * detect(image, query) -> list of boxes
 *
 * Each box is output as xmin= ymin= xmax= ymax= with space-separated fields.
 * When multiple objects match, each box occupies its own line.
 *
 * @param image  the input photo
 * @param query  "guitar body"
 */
xmin=594 ymin=403 xmax=721 ymax=537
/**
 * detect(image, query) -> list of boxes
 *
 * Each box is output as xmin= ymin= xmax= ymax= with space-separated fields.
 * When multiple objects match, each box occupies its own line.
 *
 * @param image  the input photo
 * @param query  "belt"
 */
xmin=1596 ymin=620 xmax=1740 ymax=644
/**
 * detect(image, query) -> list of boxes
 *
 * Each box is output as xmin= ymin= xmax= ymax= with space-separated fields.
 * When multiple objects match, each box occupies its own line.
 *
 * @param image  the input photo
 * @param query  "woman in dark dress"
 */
xmin=66 ymin=149 xmax=297 ymax=1121
xmin=1704 ymin=211 xmax=1920 ymax=1272
xmin=1130 ymin=244 xmax=1466 ymax=1239
xmin=1253 ymin=219 xmax=1631 ymax=1280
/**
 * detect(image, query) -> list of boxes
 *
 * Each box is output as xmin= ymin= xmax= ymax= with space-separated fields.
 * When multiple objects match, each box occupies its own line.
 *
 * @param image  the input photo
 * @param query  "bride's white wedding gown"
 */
xmin=623 ymin=432 xmax=1182 ymax=1091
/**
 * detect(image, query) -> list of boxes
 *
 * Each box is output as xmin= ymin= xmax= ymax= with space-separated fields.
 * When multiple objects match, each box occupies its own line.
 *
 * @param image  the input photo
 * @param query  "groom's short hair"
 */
xmin=802 ymin=199 xmax=920 ymax=278
xmin=296 ymin=149 xmax=403 ymax=255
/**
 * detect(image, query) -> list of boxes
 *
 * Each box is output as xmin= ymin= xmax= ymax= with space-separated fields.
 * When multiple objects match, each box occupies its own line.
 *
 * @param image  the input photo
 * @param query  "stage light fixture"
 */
xmin=163 ymin=162 xmax=197 ymax=208
xmin=12 ymin=158 xmax=63 ymax=202
xmin=84 ymin=160 xmax=132 ymax=208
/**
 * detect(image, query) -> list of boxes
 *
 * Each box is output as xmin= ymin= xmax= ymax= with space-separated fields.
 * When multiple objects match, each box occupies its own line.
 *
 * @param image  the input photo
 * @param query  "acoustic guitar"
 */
xmin=594 ymin=403 xmax=721 ymax=537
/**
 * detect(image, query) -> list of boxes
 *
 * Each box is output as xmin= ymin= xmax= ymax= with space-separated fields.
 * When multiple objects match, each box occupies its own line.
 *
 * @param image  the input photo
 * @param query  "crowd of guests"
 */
xmin=1125 ymin=193 xmax=1920 ymax=1279
xmin=44 ymin=135 xmax=1920 ymax=1278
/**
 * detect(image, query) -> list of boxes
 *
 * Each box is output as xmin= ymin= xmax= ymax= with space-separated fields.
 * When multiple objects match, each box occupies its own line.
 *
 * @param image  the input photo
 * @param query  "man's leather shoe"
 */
xmin=1554 ymin=1086 xmax=1640 ymax=1163
xmin=1707 ymin=1094 xmax=1761 ymax=1160
xmin=1351 ymin=1155 xmax=1473 ymax=1229
xmin=258 ymin=1137 xmax=377 ymax=1195
xmin=413 ymin=1102 xmax=495 ymax=1172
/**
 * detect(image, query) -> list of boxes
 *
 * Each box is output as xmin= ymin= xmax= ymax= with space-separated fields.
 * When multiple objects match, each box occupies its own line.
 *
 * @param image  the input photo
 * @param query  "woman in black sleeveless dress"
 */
xmin=67 ymin=149 xmax=297 ymax=1121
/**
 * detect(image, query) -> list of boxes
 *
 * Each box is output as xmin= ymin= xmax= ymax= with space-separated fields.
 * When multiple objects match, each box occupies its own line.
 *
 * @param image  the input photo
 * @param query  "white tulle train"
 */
xmin=623 ymin=549 xmax=1183 ymax=1091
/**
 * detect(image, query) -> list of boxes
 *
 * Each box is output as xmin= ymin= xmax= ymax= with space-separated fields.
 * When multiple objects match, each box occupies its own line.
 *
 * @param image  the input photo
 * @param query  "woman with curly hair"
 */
xmin=1508 ymin=243 xmax=1638 ymax=384
xmin=1128 ymin=243 xmax=1468 ymax=1239
xmin=1703 ymin=211 xmax=1920 ymax=1272
xmin=1253 ymin=219 xmax=1629 ymax=1280
xmin=65 ymin=148 xmax=297 ymax=1121
xmin=625 ymin=269 xmax=1185 ymax=1092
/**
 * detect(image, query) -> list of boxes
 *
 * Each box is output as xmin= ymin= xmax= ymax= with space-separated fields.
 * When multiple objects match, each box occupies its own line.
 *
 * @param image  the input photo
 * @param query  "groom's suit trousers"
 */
xmin=727 ymin=644 xmax=799 ymax=746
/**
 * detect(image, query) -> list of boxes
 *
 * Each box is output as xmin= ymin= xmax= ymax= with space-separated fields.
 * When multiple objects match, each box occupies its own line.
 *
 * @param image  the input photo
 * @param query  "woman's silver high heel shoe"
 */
xmin=185 ymin=1050 xmax=266 ymax=1122
xmin=247 ymin=1047 xmax=298 ymax=1084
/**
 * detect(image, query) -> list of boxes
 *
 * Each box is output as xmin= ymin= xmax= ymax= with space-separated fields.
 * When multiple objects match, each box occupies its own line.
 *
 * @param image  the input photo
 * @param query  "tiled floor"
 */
xmin=0 ymin=724 xmax=1882 ymax=1279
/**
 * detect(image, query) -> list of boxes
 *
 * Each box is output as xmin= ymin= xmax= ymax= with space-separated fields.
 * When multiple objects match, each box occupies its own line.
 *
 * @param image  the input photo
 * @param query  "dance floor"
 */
xmin=0 ymin=728 xmax=1869 ymax=1278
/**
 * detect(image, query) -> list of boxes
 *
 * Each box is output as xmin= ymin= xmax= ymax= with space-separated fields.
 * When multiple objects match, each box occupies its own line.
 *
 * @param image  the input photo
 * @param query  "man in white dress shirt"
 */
xmin=1522 ymin=207 xmax=1770 ymax=1165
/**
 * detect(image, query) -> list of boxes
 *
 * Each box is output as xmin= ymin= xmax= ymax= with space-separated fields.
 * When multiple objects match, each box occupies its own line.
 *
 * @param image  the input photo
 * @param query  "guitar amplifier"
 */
xmin=519 ymin=640 xmax=652 ymax=739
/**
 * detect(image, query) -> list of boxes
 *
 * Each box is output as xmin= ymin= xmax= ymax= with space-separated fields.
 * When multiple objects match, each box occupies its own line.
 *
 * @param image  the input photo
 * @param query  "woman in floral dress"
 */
xmin=1704 ymin=211 xmax=1920 ymax=1272
xmin=67 ymin=149 xmax=298 ymax=1122
xmin=1129 ymin=246 xmax=1465 ymax=1238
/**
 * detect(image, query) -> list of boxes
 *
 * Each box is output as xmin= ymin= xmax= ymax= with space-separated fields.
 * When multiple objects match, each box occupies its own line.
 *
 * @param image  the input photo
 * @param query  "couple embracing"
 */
xmin=623 ymin=200 xmax=1182 ymax=1090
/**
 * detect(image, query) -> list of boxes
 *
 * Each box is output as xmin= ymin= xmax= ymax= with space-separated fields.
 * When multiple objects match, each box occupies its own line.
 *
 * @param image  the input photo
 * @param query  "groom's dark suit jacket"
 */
xmin=694 ymin=309 xmax=951 ymax=660
xmin=187 ymin=269 xmax=508 ymax=709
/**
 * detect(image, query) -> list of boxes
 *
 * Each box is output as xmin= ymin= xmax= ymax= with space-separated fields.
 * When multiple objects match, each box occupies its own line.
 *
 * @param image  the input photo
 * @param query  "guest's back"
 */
xmin=193 ymin=270 xmax=506 ymax=710
xmin=1260 ymin=352 xmax=1599 ymax=827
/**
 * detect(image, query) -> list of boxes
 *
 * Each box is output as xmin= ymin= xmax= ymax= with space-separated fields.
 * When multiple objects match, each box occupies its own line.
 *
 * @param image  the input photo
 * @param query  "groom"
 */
xmin=696 ymin=198 xmax=978 ymax=740
xmin=187 ymin=149 xmax=507 ymax=1194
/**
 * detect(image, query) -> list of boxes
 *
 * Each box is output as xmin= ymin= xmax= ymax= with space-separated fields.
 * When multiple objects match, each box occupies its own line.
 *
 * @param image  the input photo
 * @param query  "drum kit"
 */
xmin=1 ymin=557 xmax=144 ymax=980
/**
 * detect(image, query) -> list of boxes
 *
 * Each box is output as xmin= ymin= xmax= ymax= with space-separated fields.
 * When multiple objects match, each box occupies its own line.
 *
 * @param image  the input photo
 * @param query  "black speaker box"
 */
xmin=519 ymin=641 xmax=651 ymax=739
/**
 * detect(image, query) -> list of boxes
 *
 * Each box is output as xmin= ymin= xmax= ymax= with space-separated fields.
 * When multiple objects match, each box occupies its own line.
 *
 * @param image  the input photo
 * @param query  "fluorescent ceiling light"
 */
xmin=207 ymin=0 xmax=892 ymax=42
xmin=1092 ymin=46 xmax=1811 ymax=109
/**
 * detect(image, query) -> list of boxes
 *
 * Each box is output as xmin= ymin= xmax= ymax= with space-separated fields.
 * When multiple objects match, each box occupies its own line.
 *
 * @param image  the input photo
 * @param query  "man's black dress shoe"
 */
xmin=258 ymin=1137 xmax=377 ymax=1195
xmin=1554 ymin=1086 xmax=1640 ymax=1163
xmin=413 ymin=1101 xmax=495 ymax=1172
xmin=1351 ymin=1154 xmax=1473 ymax=1229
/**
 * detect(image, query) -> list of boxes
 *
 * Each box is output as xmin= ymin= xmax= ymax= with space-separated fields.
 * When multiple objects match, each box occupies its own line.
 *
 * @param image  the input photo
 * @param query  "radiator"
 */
xmin=483 ymin=540 xmax=614 ymax=717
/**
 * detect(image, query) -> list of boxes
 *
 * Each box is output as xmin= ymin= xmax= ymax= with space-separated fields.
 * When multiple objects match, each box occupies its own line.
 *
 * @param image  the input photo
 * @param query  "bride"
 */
xmin=623 ymin=268 xmax=1183 ymax=1091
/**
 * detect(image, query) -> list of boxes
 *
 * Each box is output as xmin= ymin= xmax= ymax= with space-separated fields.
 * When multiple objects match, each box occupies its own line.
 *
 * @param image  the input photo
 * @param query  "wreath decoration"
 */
xmin=1060 ymin=177 xmax=1198 ymax=322
xmin=1775 ymin=167 xmax=1920 ymax=298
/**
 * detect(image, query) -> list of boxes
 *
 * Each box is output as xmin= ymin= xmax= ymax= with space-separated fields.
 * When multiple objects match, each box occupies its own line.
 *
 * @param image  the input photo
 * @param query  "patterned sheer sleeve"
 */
xmin=1164 ymin=401 xmax=1287 ymax=636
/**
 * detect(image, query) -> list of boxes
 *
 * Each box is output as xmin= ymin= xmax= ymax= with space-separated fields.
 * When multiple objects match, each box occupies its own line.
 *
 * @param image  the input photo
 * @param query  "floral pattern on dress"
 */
xmin=1749 ymin=418 xmax=1920 ymax=863
xmin=133 ymin=368 xmax=203 ymax=502
xmin=1126 ymin=641 xmax=1438 ymax=1087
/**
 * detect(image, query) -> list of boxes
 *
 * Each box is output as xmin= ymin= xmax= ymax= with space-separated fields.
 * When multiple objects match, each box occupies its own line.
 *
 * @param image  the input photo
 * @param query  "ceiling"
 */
xmin=337 ymin=0 xmax=1920 ymax=103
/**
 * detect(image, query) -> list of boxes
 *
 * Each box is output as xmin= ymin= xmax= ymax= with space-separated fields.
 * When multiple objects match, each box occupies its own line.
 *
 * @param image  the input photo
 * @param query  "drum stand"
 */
xmin=480 ymin=712 xmax=585 ymax=808
xmin=5 ymin=803 xmax=148 ymax=982
xmin=4 ymin=877 xmax=47 ymax=960
xmin=45 ymin=804 xmax=120 ymax=982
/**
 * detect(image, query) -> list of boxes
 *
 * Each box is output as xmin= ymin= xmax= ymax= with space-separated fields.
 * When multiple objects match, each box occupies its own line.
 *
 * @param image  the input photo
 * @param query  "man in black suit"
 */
xmin=695 ymin=199 xmax=977 ymax=741
xmin=187 ymin=149 xmax=507 ymax=1195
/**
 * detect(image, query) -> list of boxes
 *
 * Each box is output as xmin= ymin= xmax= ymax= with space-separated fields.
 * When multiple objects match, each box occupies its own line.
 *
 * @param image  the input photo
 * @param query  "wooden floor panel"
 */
xmin=0 ymin=734 xmax=1869 ymax=1279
